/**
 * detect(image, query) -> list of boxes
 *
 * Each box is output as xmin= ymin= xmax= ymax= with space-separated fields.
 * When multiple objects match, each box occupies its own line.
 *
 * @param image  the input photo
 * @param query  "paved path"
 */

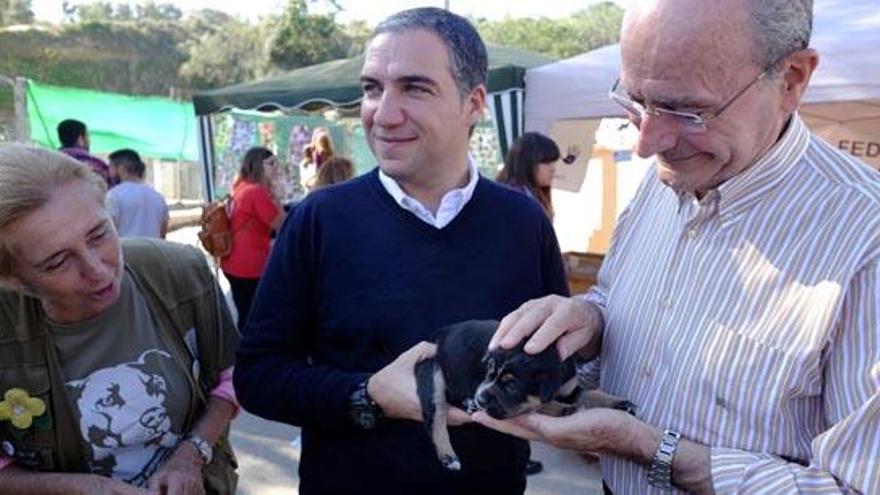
xmin=230 ymin=411 xmax=603 ymax=495
xmin=166 ymin=227 xmax=604 ymax=495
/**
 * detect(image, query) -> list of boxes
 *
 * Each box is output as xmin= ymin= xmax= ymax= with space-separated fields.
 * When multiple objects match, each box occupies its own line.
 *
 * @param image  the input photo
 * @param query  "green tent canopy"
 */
xmin=193 ymin=44 xmax=553 ymax=200
xmin=192 ymin=43 xmax=553 ymax=116
xmin=27 ymin=80 xmax=198 ymax=161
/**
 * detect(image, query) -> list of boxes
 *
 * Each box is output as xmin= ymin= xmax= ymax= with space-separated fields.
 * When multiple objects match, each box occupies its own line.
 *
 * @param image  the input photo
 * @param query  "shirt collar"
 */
xmin=378 ymin=157 xmax=480 ymax=229
xmin=675 ymin=113 xmax=811 ymax=221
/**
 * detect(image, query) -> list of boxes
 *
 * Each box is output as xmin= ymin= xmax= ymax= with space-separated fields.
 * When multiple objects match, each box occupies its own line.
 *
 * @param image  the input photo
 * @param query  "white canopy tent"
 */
xmin=524 ymin=0 xmax=880 ymax=168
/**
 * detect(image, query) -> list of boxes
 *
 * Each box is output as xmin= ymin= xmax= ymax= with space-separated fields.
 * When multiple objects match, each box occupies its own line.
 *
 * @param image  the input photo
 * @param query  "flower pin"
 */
xmin=0 ymin=388 xmax=47 ymax=430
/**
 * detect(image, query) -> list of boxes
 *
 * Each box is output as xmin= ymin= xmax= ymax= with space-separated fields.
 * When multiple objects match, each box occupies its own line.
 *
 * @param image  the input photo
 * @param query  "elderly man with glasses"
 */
xmin=474 ymin=0 xmax=880 ymax=493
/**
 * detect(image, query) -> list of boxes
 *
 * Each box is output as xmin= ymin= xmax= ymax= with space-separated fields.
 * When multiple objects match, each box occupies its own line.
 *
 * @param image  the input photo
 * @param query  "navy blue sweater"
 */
xmin=235 ymin=170 xmax=568 ymax=494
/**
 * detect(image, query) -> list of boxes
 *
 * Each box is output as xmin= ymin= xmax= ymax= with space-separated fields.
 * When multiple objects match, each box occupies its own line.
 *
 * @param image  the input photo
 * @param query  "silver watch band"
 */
xmin=183 ymin=433 xmax=214 ymax=464
xmin=647 ymin=429 xmax=681 ymax=490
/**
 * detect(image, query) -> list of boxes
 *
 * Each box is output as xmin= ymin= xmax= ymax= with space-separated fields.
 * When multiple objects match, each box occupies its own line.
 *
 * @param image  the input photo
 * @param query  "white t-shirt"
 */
xmin=107 ymin=182 xmax=169 ymax=238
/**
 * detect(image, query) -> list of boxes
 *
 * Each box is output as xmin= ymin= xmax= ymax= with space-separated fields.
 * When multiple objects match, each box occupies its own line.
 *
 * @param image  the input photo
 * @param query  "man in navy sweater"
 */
xmin=234 ymin=7 xmax=569 ymax=495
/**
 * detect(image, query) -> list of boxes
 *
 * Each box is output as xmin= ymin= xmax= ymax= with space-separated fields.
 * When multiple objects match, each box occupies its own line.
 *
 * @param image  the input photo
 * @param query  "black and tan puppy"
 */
xmin=415 ymin=319 xmax=634 ymax=471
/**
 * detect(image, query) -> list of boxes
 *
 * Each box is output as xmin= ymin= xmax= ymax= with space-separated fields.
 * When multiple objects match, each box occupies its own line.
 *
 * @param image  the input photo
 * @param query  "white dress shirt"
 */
xmin=378 ymin=158 xmax=479 ymax=229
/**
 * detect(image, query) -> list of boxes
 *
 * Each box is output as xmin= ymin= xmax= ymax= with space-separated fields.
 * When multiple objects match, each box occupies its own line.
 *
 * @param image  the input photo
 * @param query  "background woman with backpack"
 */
xmin=221 ymin=146 xmax=285 ymax=331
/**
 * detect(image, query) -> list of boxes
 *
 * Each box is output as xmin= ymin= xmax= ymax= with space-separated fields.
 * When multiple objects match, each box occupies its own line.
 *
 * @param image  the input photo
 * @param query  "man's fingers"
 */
xmin=447 ymin=407 xmax=472 ymax=426
xmin=498 ymin=298 xmax=556 ymax=351
xmin=409 ymin=341 xmax=436 ymax=362
xmin=491 ymin=304 xmax=529 ymax=349
xmin=525 ymin=298 xmax=590 ymax=356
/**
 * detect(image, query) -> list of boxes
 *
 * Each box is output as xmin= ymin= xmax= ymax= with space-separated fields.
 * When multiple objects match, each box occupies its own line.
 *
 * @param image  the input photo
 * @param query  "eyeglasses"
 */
xmin=263 ymin=157 xmax=278 ymax=167
xmin=608 ymin=70 xmax=767 ymax=133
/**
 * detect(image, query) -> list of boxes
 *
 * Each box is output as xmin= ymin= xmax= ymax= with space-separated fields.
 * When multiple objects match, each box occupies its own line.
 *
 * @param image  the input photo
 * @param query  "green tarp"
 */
xmin=27 ymin=80 xmax=198 ymax=161
xmin=193 ymin=43 xmax=553 ymax=116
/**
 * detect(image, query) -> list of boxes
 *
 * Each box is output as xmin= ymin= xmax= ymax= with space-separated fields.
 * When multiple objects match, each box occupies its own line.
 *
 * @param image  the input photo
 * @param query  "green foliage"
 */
xmin=0 ymin=0 xmax=33 ymax=26
xmin=269 ymin=0 xmax=349 ymax=70
xmin=476 ymin=2 xmax=624 ymax=59
xmin=179 ymin=12 xmax=274 ymax=90
xmin=65 ymin=1 xmax=181 ymax=23
xmin=1 ymin=0 xmax=622 ymax=102
xmin=0 ymin=22 xmax=187 ymax=96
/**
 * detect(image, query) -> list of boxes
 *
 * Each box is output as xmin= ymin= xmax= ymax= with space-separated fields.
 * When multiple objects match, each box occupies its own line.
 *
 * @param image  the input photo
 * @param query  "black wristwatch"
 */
xmin=349 ymin=377 xmax=383 ymax=429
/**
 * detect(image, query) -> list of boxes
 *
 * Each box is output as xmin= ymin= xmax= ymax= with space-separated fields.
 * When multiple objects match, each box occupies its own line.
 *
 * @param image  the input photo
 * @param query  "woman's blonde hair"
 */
xmin=312 ymin=157 xmax=354 ymax=190
xmin=0 ymin=144 xmax=106 ymax=276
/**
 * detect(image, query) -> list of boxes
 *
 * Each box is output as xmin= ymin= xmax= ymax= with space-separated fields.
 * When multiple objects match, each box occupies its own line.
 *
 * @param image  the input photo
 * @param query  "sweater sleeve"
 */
xmin=233 ymin=204 xmax=367 ymax=430
xmin=540 ymin=215 xmax=570 ymax=297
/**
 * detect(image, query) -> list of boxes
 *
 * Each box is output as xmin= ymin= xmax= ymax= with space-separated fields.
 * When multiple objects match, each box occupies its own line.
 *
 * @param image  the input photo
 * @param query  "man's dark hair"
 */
xmin=57 ymin=119 xmax=87 ymax=148
xmin=109 ymin=148 xmax=146 ymax=179
xmin=373 ymin=7 xmax=488 ymax=97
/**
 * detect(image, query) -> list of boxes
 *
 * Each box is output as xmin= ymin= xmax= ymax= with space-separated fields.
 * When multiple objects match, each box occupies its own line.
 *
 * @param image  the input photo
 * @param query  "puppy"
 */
xmin=415 ymin=319 xmax=634 ymax=471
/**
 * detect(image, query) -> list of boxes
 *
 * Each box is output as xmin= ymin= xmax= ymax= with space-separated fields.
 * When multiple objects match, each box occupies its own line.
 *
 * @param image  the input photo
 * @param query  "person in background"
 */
xmin=233 ymin=8 xmax=568 ymax=495
xmin=310 ymin=156 xmax=355 ymax=191
xmin=0 ymin=144 xmax=239 ymax=495
xmin=107 ymin=149 xmax=169 ymax=239
xmin=298 ymin=129 xmax=336 ymax=191
xmin=56 ymin=119 xmax=113 ymax=187
xmin=496 ymin=132 xmax=559 ymax=219
xmin=475 ymin=0 xmax=880 ymax=493
xmin=221 ymin=146 xmax=285 ymax=332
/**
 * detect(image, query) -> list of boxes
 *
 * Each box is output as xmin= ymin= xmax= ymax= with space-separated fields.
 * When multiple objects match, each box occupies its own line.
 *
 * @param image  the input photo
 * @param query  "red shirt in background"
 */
xmin=221 ymin=181 xmax=280 ymax=279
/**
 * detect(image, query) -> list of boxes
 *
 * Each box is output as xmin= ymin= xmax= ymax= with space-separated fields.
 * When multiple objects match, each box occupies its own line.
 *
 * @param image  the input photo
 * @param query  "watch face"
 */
xmin=357 ymin=410 xmax=378 ymax=429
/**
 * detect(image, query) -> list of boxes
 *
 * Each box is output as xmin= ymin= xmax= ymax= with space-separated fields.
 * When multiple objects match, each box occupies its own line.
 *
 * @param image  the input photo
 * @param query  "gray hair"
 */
xmin=373 ymin=7 xmax=488 ymax=97
xmin=748 ymin=0 xmax=813 ymax=72
xmin=0 ymin=144 xmax=106 ymax=276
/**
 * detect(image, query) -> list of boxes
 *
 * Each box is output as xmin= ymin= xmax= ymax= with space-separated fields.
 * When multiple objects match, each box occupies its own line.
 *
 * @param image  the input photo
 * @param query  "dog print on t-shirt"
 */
xmin=66 ymin=350 xmax=180 ymax=486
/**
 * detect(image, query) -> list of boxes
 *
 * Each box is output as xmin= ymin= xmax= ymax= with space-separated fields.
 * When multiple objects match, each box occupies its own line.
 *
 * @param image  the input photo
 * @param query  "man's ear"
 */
xmin=464 ymin=84 xmax=487 ymax=127
xmin=780 ymin=48 xmax=819 ymax=113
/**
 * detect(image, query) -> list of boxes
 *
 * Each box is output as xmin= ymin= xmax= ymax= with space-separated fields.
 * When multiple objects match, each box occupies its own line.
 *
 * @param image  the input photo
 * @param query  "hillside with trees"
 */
xmin=0 ymin=0 xmax=623 ymax=138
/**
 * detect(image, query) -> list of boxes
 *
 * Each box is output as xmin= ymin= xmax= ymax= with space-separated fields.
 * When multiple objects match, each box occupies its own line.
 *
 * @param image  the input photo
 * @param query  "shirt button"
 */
xmin=660 ymin=297 xmax=672 ymax=308
xmin=687 ymin=228 xmax=698 ymax=239
xmin=642 ymin=366 xmax=653 ymax=378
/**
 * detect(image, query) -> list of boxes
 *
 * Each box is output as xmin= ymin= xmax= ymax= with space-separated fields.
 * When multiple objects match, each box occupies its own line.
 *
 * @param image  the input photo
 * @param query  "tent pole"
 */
xmin=13 ymin=77 xmax=29 ymax=143
xmin=1 ymin=75 xmax=29 ymax=142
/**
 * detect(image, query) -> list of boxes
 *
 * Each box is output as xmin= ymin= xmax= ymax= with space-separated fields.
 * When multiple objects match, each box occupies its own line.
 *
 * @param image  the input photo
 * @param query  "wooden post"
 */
xmin=13 ymin=77 xmax=29 ymax=143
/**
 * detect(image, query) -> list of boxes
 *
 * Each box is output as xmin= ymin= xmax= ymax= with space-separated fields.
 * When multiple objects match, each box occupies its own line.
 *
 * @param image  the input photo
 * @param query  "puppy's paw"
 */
xmin=441 ymin=454 xmax=462 ymax=471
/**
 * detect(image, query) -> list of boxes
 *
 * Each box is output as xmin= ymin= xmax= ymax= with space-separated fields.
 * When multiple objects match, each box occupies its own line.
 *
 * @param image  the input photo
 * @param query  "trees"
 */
xmin=0 ymin=0 xmax=33 ymax=26
xmin=476 ymin=2 xmax=623 ymax=59
xmin=180 ymin=11 xmax=274 ymax=90
xmin=268 ymin=0 xmax=349 ymax=70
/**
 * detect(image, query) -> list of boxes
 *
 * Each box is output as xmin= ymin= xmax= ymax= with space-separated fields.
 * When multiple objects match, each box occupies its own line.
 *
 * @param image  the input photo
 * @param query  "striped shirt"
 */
xmin=584 ymin=115 xmax=880 ymax=494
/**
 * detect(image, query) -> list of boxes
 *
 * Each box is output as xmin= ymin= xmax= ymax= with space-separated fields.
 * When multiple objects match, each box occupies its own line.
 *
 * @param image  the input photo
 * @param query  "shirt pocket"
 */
xmin=0 ymin=362 xmax=57 ymax=470
xmin=695 ymin=325 xmax=797 ymax=443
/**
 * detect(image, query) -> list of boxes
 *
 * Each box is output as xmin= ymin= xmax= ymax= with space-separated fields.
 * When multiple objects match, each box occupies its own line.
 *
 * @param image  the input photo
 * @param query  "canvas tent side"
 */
xmin=192 ymin=44 xmax=553 ymax=201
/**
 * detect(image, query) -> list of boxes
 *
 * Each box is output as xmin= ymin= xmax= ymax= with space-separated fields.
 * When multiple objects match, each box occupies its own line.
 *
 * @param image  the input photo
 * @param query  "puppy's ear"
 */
xmin=537 ymin=372 xmax=561 ymax=402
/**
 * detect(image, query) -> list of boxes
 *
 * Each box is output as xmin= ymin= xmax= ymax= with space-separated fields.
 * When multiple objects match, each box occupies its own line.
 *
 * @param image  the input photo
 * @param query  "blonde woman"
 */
xmin=0 ymin=144 xmax=239 ymax=495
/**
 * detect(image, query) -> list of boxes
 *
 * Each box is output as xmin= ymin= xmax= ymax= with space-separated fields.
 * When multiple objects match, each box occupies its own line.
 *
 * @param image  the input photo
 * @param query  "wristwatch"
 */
xmin=647 ymin=429 xmax=681 ymax=490
xmin=183 ymin=433 xmax=213 ymax=464
xmin=349 ymin=377 xmax=383 ymax=429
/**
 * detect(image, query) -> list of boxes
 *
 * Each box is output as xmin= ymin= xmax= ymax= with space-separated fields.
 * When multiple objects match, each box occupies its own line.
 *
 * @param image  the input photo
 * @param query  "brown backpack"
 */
xmin=197 ymin=197 xmax=233 ymax=259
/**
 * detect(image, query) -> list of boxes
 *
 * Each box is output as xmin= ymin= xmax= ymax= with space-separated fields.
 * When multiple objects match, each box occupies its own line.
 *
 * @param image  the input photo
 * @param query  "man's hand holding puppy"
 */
xmin=476 ymin=295 xmax=713 ymax=494
xmin=490 ymin=294 xmax=604 ymax=360
xmin=367 ymin=342 xmax=471 ymax=425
